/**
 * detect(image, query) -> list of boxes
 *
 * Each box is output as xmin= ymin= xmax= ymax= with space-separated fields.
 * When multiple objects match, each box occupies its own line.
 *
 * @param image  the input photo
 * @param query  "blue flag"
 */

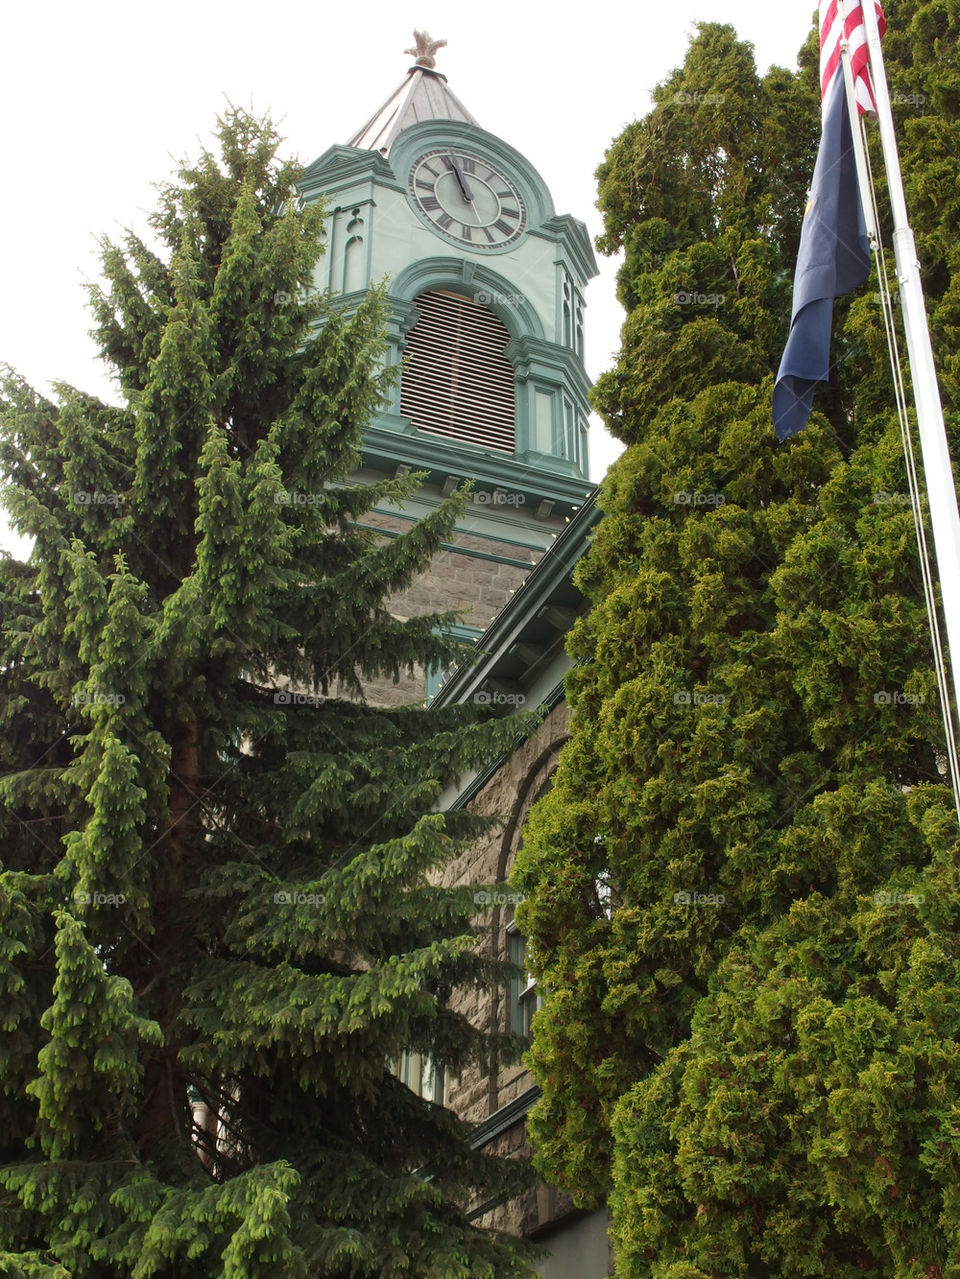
xmin=772 ymin=73 xmax=872 ymax=441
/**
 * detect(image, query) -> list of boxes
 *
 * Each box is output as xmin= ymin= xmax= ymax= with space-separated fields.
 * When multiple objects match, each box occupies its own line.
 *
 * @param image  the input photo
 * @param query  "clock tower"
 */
xmin=299 ymin=35 xmax=597 ymax=699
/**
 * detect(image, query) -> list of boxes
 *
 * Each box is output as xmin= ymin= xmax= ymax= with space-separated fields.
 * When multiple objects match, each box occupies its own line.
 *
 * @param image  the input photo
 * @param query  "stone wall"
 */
xmin=350 ymin=511 xmax=543 ymax=707
xmin=437 ymin=703 xmax=600 ymax=1251
xmin=471 ymin=1122 xmax=577 ymax=1241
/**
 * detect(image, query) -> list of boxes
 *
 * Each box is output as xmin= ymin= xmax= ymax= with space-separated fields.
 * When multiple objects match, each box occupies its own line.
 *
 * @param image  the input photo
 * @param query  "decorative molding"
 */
xmin=505 ymin=334 xmax=593 ymax=406
xmin=358 ymin=422 xmax=593 ymax=508
xmin=300 ymin=145 xmax=403 ymax=194
xmin=536 ymin=213 xmax=599 ymax=283
xmin=389 ymin=257 xmax=545 ymax=342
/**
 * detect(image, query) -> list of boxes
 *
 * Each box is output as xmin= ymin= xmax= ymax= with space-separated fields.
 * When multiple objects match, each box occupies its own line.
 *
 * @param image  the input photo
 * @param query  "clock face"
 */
xmin=408 ymin=149 xmax=526 ymax=250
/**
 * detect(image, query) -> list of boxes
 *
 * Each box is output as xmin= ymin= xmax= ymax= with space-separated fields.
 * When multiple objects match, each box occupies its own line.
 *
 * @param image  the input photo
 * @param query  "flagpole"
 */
xmin=860 ymin=1 xmax=960 ymax=757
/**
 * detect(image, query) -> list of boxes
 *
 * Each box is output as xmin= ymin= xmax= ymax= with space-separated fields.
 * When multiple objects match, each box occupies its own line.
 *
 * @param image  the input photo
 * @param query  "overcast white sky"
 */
xmin=0 ymin=0 xmax=817 ymax=556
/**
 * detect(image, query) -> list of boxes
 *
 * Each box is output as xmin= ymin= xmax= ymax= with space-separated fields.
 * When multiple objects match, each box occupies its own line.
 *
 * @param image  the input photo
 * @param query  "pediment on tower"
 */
xmin=300 ymin=145 xmax=402 ymax=195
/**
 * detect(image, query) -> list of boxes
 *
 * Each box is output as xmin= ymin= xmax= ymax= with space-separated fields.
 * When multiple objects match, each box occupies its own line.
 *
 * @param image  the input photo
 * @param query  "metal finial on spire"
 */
xmin=404 ymin=30 xmax=447 ymax=69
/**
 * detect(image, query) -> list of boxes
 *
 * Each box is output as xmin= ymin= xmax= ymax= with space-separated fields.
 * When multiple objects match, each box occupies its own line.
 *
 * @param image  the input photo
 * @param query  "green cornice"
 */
xmin=300 ymin=145 xmax=404 ymax=196
xmin=360 ymin=422 xmax=593 ymax=510
xmin=535 ymin=214 xmax=599 ymax=283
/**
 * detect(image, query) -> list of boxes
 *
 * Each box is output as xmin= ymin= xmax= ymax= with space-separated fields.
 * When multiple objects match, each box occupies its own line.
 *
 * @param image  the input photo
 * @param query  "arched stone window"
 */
xmin=400 ymin=289 xmax=515 ymax=453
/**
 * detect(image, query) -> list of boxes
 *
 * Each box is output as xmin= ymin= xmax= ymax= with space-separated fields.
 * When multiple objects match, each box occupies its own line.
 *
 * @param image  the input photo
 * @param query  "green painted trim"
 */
xmin=444 ymin=623 xmax=485 ymax=642
xmin=536 ymin=213 xmax=599 ymax=282
xmin=389 ymin=259 xmax=546 ymax=342
xmin=468 ymin=1084 xmax=541 ymax=1153
xmin=442 ymin=677 xmax=568 ymax=812
xmin=300 ymin=144 xmax=404 ymax=194
xmin=425 ymin=623 xmax=484 ymax=703
xmin=358 ymin=424 xmax=593 ymax=505
xmin=354 ymin=521 xmax=538 ymax=570
xmin=507 ymin=334 xmax=593 ymax=409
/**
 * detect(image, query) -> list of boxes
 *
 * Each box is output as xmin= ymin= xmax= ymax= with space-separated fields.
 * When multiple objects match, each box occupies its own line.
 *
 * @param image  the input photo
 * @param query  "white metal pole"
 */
xmin=861 ymin=1 xmax=960 ymax=739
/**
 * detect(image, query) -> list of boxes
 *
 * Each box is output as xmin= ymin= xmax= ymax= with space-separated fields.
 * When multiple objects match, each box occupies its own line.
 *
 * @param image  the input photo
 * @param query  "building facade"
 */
xmin=300 ymin=38 xmax=610 ymax=1274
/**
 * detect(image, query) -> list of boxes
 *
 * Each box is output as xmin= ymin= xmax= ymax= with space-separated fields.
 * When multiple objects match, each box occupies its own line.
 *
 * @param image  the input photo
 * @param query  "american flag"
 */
xmin=819 ymin=0 xmax=886 ymax=116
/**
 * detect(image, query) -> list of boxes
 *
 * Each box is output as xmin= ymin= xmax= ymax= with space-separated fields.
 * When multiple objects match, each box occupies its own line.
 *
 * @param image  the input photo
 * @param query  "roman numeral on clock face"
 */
xmin=461 ymin=224 xmax=473 ymax=242
xmin=459 ymin=156 xmax=477 ymax=173
xmin=437 ymin=212 xmax=454 ymax=230
xmin=494 ymin=218 xmax=514 ymax=236
xmin=499 ymin=205 xmax=519 ymax=221
xmin=415 ymin=179 xmax=433 ymax=192
xmin=421 ymin=196 xmax=440 ymax=211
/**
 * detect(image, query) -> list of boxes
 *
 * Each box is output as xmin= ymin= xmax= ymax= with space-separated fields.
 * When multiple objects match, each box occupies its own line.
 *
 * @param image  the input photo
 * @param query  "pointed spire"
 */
xmin=347 ymin=33 xmax=479 ymax=157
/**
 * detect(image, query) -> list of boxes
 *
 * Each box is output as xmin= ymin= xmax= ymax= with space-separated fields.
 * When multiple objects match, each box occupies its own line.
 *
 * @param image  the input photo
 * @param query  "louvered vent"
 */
xmin=401 ymin=290 xmax=515 ymax=453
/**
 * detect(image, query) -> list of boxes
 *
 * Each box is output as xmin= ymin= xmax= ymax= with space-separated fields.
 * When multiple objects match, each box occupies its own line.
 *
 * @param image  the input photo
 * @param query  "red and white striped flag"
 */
xmin=819 ymin=0 xmax=886 ymax=116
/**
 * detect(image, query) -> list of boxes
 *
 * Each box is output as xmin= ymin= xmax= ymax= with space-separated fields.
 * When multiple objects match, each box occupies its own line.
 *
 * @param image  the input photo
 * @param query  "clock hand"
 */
xmin=443 ymin=154 xmax=474 ymax=202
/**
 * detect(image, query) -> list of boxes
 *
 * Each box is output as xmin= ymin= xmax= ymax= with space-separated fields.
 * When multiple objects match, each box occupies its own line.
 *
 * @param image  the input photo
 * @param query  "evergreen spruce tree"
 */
xmin=0 ymin=109 xmax=536 ymax=1278
xmin=512 ymin=4 xmax=960 ymax=1273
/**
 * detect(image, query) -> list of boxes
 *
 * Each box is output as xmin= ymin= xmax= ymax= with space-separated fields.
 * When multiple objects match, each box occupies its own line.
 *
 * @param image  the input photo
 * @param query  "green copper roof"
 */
xmin=347 ymin=65 xmax=479 ymax=156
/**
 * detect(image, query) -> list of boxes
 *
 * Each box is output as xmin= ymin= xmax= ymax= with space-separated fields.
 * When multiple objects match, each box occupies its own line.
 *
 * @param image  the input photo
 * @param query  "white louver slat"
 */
xmin=400 ymin=290 xmax=516 ymax=453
